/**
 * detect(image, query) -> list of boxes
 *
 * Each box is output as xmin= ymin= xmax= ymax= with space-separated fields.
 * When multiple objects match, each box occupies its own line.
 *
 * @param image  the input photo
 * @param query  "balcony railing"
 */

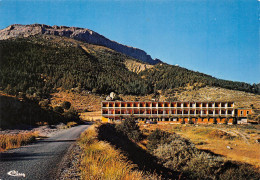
xmin=102 ymin=113 xmax=234 ymax=116
xmin=102 ymin=106 xmax=234 ymax=109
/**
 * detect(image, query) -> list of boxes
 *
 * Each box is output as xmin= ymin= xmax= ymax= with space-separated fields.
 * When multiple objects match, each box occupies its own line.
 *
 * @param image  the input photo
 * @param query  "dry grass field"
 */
xmin=0 ymin=132 xmax=38 ymax=152
xmin=168 ymin=86 xmax=260 ymax=109
xmin=50 ymin=90 xmax=102 ymax=112
xmin=79 ymin=111 xmax=102 ymax=121
xmin=140 ymin=124 xmax=260 ymax=169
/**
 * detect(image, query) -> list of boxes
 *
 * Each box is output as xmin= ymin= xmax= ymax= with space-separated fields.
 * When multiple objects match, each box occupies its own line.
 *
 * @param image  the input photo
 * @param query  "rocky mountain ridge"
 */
xmin=0 ymin=24 xmax=161 ymax=65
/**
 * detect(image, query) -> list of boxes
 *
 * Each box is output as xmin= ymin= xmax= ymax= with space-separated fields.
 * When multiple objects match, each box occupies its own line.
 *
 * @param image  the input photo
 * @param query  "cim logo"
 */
xmin=7 ymin=170 xmax=26 ymax=178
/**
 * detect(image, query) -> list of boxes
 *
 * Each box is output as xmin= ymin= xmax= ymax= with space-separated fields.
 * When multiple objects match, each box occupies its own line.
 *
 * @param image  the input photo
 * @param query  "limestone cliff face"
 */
xmin=0 ymin=24 xmax=161 ymax=65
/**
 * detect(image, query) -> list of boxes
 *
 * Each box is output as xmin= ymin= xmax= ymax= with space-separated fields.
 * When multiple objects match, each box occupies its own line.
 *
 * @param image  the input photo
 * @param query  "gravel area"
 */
xmin=58 ymin=143 xmax=82 ymax=180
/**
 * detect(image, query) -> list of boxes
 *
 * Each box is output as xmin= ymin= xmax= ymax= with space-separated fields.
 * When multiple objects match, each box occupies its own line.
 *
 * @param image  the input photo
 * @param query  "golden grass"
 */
xmin=140 ymin=124 xmax=260 ymax=169
xmin=79 ymin=125 xmax=153 ymax=180
xmin=0 ymin=132 xmax=38 ymax=152
xmin=66 ymin=121 xmax=77 ymax=128
xmin=80 ymin=111 xmax=102 ymax=121
xmin=173 ymin=86 xmax=260 ymax=109
xmin=51 ymin=91 xmax=102 ymax=112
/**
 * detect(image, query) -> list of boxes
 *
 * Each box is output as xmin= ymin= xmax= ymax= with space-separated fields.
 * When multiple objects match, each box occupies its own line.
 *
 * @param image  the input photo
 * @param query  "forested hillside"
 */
xmin=0 ymin=36 xmax=152 ymax=97
xmin=139 ymin=64 xmax=259 ymax=93
xmin=0 ymin=36 xmax=259 ymax=99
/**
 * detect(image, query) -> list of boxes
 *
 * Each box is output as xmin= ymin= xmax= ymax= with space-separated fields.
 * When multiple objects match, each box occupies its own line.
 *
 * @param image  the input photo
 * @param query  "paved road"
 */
xmin=0 ymin=124 xmax=90 ymax=180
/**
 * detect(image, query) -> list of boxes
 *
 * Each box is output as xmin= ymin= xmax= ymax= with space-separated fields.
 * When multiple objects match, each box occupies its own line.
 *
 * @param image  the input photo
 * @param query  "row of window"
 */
xmin=102 ymin=110 xmax=234 ymax=115
xmin=240 ymin=111 xmax=249 ymax=115
xmin=102 ymin=102 xmax=234 ymax=108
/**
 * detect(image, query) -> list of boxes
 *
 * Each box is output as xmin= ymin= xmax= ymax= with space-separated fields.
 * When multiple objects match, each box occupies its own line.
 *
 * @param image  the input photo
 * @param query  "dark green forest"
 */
xmin=0 ymin=36 xmax=259 ymax=98
xmin=0 ymin=36 xmax=152 ymax=97
xmin=139 ymin=64 xmax=259 ymax=93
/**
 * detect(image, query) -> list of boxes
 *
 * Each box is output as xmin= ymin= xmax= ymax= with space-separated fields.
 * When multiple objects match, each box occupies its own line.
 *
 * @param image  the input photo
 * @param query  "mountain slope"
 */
xmin=0 ymin=24 xmax=161 ymax=65
xmin=0 ymin=35 xmax=259 ymax=99
xmin=0 ymin=35 xmax=153 ymax=97
xmin=139 ymin=64 xmax=259 ymax=93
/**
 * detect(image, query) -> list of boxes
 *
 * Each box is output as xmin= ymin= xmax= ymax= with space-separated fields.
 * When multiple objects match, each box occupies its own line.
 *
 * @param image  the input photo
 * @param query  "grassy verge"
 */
xmin=0 ymin=132 xmax=38 ymax=152
xmin=78 ymin=124 xmax=156 ymax=180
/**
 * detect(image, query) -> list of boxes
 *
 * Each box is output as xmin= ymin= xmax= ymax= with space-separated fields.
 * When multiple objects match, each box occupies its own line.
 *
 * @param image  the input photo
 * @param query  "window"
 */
xmin=240 ymin=111 xmax=243 ymax=115
xmin=247 ymin=111 xmax=249 ymax=115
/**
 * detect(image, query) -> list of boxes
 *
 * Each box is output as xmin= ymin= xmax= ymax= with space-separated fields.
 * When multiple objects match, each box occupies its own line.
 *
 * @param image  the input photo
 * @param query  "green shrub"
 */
xmin=188 ymin=118 xmax=194 ymax=124
xmin=53 ymin=106 xmax=64 ymax=113
xmin=213 ymin=118 xmax=217 ymax=124
xmin=232 ymin=117 xmax=237 ymax=125
xmin=38 ymin=99 xmax=49 ymax=107
xmin=116 ymin=117 xmax=142 ymax=142
xmin=184 ymin=152 xmax=224 ymax=179
xmin=147 ymin=129 xmax=171 ymax=152
xmin=153 ymin=133 xmax=198 ymax=170
xmin=63 ymin=108 xmax=80 ymax=121
xmin=224 ymin=118 xmax=229 ymax=125
xmin=219 ymin=163 xmax=260 ymax=180
xmin=61 ymin=101 xmax=71 ymax=110
xmin=181 ymin=118 xmax=185 ymax=124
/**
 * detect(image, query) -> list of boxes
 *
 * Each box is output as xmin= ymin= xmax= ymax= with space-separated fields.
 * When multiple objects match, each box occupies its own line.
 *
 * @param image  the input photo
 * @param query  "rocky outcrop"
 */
xmin=0 ymin=24 xmax=161 ymax=65
xmin=124 ymin=59 xmax=153 ymax=73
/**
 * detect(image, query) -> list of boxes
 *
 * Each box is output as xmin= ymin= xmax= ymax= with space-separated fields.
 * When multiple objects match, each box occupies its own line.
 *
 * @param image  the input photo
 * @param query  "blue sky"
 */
xmin=0 ymin=0 xmax=259 ymax=84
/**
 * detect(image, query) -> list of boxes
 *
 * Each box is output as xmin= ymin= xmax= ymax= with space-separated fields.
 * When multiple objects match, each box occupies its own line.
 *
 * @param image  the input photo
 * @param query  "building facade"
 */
xmin=101 ymin=101 xmax=250 ymax=124
xmin=236 ymin=108 xmax=253 ymax=124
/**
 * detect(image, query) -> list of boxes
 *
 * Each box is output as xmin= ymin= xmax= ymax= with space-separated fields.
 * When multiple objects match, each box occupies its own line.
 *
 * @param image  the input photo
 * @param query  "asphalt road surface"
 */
xmin=0 ymin=124 xmax=90 ymax=180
